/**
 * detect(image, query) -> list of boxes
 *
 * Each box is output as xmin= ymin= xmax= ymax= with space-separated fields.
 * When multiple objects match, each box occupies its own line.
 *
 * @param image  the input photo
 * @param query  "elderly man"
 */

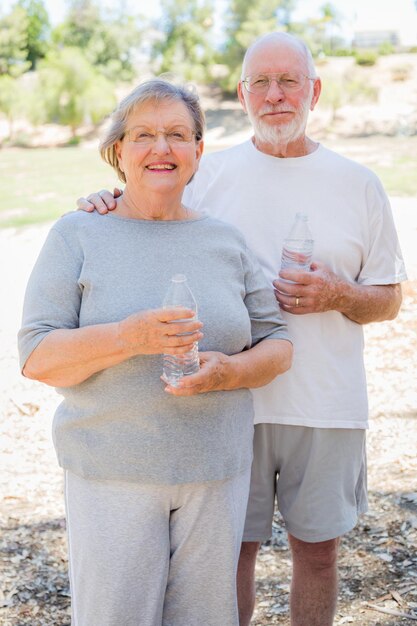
xmin=78 ymin=32 xmax=406 ymax=626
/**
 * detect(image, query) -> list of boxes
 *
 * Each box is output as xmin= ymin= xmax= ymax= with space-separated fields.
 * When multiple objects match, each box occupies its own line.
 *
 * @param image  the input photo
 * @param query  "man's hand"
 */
xmin=118 ymin=308 xmax=203 ymax=356
xmin=273 ymin=261 xmax=343 ymax=315
xmin=76 ymin=188 xmax=122 ymax=214
xmin=163 ymin=351 xmax=231 ymax=396
xmin=274 ymin=261 xmax=402 ymax=323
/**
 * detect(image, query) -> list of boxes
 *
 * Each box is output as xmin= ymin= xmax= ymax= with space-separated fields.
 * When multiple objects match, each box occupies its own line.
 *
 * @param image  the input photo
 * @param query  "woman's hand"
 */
xmin=163 ymin=351 xmax=231 ymax=396
xmin=118 ymin=308 xmax=203 ymax=356
xmin=163 ymin=338 xmax=293 ymax=396
xmin=22 ymin=308 xmax=203 ymax=388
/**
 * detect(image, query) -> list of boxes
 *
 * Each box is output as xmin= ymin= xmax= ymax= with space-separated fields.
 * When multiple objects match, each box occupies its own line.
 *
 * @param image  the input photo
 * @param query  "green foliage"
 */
xmin=0 ymin=75 xmax=26 ymax=141
xmin=277 ymin=0 xmax=297 ymax=30
xmin=300 ymin=3 xmax=344 ymax=57
xmin=152 ymin=0 xmax=215 ymax=82
xmin=0 ymin=6 xmax=31 ymax=77
xmin=52 ymin=0 xmax=140 ymax=82
xmin=51 ymin=0 xmax=100 ymax=49
xmin=0 ymin=72 xmax=44 ymax=143
xmin=328 ymin=48 xmax=353 ymax=57
xmin=37 ymin=47 xmax=117 ymax=135
xmin=354 ymin=50 xmax=378 ymax=66
xmin=0 ymin=75 xmax=16 ymax=120
xmin=219 ymin=0 xmax=285 ymax=93
xmin=378 ymin=41 xmax=395 ymax=56
xmin=17 ymin=0 xmax=50 ymax=69
xmin=85 ymin=18 xmax=141 ymax=81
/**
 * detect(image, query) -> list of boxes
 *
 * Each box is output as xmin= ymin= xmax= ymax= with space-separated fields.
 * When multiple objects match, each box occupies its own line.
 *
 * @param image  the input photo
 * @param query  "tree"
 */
xmin=277 ymin=0 xmax=297 ymax=31
xmin=17 ymin=0 xmax=50 ymax=69
xmin=37 ymin=47 xmax=117 ymax=137
xmin=219 ymin=0 xmax=289 ymax=93
xmin=52 ymin=0 xmax=141 ymax=82
xmin=52 ymin=0 xmax=101 ymax=50
xmin=0 ymin=6 xmax=31 ymax=77
xmin=0 ymin=75 xmax=26 ymax=141
xmin=153 ymin=0 xmax=215 ymax=82
xmin=301 ymin=2 xmax=344 ymax=56
xmin=82 ymin=16 xmax=141 ymax=82
xmin=0 ymin=71 xmax=45 ymax=146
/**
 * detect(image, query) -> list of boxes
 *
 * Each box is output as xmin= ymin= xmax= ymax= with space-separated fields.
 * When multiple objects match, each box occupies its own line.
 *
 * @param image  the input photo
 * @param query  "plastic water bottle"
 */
xmin=281 ymin=213 xmax=314 ymax=273
xmin=162 ymin=274 xmax=200 ymax=387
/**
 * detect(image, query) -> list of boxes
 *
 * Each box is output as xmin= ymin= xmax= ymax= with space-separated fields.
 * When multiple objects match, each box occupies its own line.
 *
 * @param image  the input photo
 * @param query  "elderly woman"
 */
xmin=18 ymin=79 xmax=292 ymax=626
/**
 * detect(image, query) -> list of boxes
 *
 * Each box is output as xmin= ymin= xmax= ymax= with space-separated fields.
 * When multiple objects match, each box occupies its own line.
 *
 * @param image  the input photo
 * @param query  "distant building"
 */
xmin=353 ymin=30 xmax=400 ymax=49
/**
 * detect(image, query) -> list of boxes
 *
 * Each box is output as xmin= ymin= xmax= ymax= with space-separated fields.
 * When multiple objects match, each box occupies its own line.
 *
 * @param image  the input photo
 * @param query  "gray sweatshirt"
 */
xmin=18 ymin=211 xmax=289 ymax=484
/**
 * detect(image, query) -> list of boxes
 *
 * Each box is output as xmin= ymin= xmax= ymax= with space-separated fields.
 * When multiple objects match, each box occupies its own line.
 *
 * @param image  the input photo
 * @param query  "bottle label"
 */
xmin=281 ymin=239 xmax=313 ymax=272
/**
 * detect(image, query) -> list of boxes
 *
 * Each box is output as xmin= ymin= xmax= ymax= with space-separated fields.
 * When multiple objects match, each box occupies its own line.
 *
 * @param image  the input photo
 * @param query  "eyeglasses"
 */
xmin=242 ymin=73 xmax=315 ymax=94
xmin=126 ymin=126 xmax=196 ymax=146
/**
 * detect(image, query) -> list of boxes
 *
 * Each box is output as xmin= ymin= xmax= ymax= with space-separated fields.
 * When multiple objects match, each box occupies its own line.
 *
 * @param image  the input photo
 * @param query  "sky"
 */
xmin=2 ymin=0 xmax=417 ymax=46
xmin=294 ymin=0 xmax=417 ymax=45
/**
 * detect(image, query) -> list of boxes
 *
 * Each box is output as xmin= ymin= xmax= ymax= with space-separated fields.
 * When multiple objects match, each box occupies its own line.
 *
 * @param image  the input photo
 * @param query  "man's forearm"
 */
xmin=336 ymin=282 xmax=402 ymax=324
xmin=276 ymin=263 xmax=403 ymax=322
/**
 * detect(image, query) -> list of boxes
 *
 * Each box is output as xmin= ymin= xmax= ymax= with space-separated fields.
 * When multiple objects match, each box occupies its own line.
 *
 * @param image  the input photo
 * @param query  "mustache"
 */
xmin=259 ymin=105 xmax=297 ymax=115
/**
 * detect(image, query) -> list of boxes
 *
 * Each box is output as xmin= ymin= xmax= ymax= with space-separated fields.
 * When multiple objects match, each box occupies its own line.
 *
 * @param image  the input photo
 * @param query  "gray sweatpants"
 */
xmin=65 ymin=468 xmax=251 ymax=626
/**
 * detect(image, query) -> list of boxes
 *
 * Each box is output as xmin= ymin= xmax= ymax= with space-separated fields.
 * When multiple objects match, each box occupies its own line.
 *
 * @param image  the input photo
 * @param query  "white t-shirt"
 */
xmin=184 ymin=140 xmax=407 ymax=429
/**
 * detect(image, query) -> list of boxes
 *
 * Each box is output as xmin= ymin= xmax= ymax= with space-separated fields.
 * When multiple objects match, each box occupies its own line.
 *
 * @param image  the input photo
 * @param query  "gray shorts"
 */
xmin=242 ymin=424 xmax=368 ymax=544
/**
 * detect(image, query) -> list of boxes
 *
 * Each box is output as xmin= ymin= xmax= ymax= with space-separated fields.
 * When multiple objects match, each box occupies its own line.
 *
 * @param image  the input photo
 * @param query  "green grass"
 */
xmin=0 ymin=146 xmax=120 ymax=229
xmin=0 ymin=143 xmax=416 ymax=229
xmin=372 ymin=157 xmax=417 ymax=197
xmin=327 ymin=136 xmax=417 ymax=197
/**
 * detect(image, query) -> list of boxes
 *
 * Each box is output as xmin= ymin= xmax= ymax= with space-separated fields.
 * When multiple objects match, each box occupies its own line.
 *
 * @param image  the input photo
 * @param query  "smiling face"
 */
xmin=115 ymin=99 xmax=204 ymax=199
xmin=238 ymin=35 xmax=321 ymax=152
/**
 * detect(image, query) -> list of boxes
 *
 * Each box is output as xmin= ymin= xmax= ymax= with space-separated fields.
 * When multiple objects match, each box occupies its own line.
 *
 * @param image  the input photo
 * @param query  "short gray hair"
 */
xmin=100 ymin=79 xmax=205 ymax=183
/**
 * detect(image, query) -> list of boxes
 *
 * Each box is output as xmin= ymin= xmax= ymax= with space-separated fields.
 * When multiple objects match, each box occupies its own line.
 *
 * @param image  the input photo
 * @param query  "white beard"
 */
xmin=247 ymin=89 xmax=312 ymax=146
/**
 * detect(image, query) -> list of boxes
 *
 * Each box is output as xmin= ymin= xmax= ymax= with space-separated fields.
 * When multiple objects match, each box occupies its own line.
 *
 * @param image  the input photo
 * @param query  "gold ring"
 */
xmin=295 ymin=297 xmax=300 ymax=307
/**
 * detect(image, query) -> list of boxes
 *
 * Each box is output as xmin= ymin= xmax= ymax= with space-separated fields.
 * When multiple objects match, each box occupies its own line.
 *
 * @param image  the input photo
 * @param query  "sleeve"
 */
xmin=18 ymin=226 xmax=83 ymax=370
xmin=241 ymin=243 xmax=291 ymax=347
xmin=358 ymin=179 xmax=407 ymax=285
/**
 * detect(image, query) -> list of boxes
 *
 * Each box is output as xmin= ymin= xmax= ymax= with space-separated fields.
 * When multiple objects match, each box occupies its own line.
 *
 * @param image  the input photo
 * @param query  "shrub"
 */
xmin=354 ymin=50 xmax=378 ymax=66
xmin=378 ymin=42 xmax=395 ymax=56
xmin=329 ymin=48 xmax=354 ymax=57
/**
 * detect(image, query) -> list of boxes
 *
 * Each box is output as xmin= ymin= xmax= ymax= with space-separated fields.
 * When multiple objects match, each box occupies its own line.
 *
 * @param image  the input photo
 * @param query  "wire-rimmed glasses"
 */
xmin=242 ymin=73 xmax=315 ymax=94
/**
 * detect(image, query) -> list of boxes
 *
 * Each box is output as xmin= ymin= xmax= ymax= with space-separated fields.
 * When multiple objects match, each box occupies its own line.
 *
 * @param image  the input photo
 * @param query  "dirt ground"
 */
xmin=0 ymin=139 xmax=416 ymax=624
